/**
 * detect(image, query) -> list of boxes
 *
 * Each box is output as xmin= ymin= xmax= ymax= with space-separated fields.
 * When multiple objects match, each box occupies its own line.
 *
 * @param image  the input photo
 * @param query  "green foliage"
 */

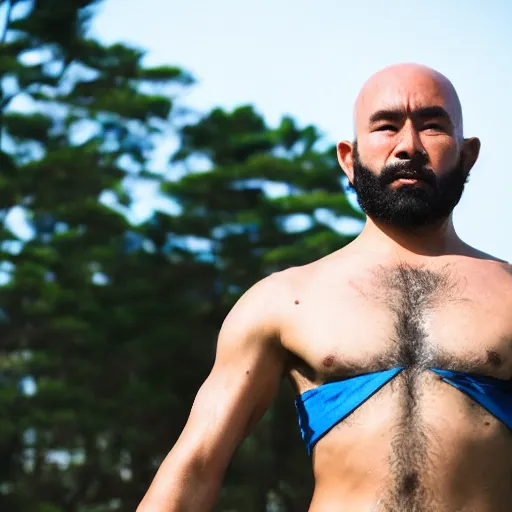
xmin=3 ymin=112 xmax=52 ymax=142
xmin=0 ymin=0 xmax=362 ymax=510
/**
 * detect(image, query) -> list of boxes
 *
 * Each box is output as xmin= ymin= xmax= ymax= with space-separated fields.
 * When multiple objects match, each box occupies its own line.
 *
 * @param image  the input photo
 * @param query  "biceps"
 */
xmin=178 ymin=354 xmax=283 ymax=468
xmin=192 ymin=369 xmax=275 ymax=444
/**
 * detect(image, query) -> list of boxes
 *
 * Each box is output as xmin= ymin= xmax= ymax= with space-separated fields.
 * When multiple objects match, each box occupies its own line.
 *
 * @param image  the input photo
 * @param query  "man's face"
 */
xmin=351 ymin=143 xmax=469 ymax=229
xmin=337 ymin=65 xmax=480 ymax=230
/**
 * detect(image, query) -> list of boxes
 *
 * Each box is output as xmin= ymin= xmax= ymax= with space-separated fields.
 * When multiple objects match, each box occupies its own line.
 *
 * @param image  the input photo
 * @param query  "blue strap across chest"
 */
xmin=431 ymin=368 xmax=512 ymax=428
xmin=294 ymin=367 xmax=512 ymax=455
xmin=294 ymin=367 xmax=404 ymax=454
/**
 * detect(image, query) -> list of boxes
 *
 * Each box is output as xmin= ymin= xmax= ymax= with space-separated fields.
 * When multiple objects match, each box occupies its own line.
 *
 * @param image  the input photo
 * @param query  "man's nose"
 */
xmin=393 ymin=123 xmax=426 ymax=161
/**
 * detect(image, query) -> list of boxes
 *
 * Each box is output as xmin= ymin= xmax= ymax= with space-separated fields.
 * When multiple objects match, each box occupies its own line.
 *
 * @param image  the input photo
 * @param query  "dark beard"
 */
xmin=350 ymin=145 xmax=469 ymax=229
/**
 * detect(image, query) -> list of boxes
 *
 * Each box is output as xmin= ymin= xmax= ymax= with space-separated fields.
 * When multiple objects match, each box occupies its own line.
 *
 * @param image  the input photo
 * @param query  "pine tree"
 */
xmin=0 ymin=1 xmax=193 ymax=509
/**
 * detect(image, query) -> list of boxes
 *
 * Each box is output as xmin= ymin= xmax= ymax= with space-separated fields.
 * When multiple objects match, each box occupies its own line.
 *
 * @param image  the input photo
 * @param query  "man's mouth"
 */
xmin=394 ymin=177 xmax=420 ymax=184
xmin=380 ymin=167 xmax=437 ymax=188
xmin=389 ymin=177 xmax=423 ymax=188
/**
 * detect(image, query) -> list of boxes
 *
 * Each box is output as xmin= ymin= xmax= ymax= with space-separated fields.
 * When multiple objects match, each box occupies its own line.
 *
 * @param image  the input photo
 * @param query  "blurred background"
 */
xmin=0 ymin=0 xmax=510 ymax=511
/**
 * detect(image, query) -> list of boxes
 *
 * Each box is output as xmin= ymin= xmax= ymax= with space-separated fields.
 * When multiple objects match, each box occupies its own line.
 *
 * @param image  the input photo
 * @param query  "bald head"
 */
xmin=337 ymin=63 xmax=481 ymax=220
xmin=354 ymin=64 xmax=463 ymax=140
xmin=332 ymin=64 xmax=481 ymax=231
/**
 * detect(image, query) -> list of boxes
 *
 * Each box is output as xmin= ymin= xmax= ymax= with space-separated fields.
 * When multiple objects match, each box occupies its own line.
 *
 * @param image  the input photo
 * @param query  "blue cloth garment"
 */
xmin=430 ymin=368 xmax=512 ymax=428
xmin=294 ymin=367 xmax=404 ymax=454
xmin=295 ymin=367 xmax=512 ymax=455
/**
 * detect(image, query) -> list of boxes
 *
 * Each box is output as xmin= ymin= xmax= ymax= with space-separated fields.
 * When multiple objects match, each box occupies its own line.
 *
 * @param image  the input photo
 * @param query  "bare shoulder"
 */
xmin=503 ymin=263 xmax=512 ymax=278
xmin=457 ymin=242 xmax=510 ymax=271
xmin=218 ymin=271 xmax=295 ymax=349
xmin=225 ymin=271 xmax=294 ymax=318
xmin=460 ymin=242 xmax=507 ymax=263
xmin=242 ymin=257 xmax=335 ymax=304
xmin=270 ymin=257 xmax=335 ymax=295
xmin=219 ymin=260 xmax=332 ymax=345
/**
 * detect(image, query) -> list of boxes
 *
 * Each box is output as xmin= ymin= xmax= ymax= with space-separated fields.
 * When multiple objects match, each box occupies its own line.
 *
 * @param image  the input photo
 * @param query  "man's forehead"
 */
xmin=354 ymin=64 xmax=463 ymax=132
xmin=358 ymin=79 xmax=452 ymax=117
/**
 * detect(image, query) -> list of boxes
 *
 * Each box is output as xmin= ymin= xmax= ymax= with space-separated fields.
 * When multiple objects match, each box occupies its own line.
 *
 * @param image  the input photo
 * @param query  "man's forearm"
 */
xmin=137 ymin=481 xmax=221 ymax=512
xmin=137 ymin=454 xmax=224 ymax=512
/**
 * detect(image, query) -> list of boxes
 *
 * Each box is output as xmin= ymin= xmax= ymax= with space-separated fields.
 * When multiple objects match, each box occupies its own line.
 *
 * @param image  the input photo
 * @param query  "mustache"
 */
xmin=379 ymin=158 xmax=437 ymax=188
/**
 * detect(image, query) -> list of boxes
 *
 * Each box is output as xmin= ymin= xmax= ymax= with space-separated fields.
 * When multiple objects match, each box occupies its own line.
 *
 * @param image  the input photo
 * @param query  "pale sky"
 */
xmin=91 ymin=0 xmax=512 ymax=260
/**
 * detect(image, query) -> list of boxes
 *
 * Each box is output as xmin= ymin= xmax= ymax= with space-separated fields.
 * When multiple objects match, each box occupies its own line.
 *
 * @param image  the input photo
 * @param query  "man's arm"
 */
xmin=137 ymin=273 xmax=288 ymax=511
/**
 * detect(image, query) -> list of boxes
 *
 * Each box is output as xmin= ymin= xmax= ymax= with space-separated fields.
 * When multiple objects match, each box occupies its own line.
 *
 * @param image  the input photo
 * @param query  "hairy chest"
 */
xmin=283 ymin=262 xmax=512 ymax=391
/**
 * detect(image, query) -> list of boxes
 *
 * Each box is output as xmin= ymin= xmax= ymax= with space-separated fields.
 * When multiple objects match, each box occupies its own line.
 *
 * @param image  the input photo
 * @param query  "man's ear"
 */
xmin=462 ymin=137 xmax=481 ymax=174
xmin=337 ymin=140 xmax=355 ymax=184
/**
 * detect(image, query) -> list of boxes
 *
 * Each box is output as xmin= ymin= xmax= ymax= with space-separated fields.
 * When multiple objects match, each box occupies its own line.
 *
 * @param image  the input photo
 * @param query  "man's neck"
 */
xmin=357 ymin=215 xmax=466 ymax=258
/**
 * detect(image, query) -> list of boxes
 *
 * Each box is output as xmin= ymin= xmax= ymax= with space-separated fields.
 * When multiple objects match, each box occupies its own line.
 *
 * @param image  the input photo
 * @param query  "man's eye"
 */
xmin=424 ymin=123 xmax=443 ymax=131
xmin=376 ymin=125 xmax=397 ymax=132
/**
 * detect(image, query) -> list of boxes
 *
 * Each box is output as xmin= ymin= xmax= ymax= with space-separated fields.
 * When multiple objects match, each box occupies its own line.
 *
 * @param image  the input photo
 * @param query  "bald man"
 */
xmin=138 ymin=64 xmax=512 ymax=511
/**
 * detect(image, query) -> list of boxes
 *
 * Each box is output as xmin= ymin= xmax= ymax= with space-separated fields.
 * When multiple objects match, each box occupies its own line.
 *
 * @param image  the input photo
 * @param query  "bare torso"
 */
xmin=280 ymin=246 xmax=512 ymax=511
